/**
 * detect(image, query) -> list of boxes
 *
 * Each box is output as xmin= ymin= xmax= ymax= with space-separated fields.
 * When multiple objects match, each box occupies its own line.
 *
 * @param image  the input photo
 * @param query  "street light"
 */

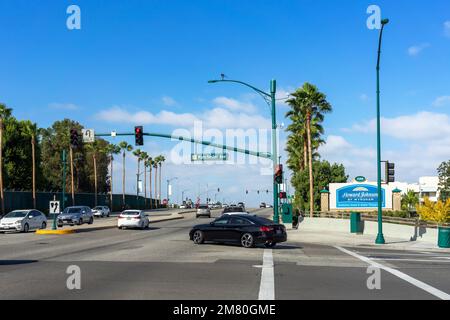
xmin=167 ymin=177 xmax=178 ymax=204
xmin=208 ymin=78 xmax=280 ymax=223
xmin=375 ymin=18 xmax=389 ymax=245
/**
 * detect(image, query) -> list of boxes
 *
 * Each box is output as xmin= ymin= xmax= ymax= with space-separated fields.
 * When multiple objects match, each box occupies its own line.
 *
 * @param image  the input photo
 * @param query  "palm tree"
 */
xmin=118 ymin=141 xmax=133 ymax=206
xmin=21 ymin=121 xmax=38 ymax=209
xmin=286 ymin=83 xmax=331 ymax=217
xmin=140 ymin=151 xmax=149 ymax=208
xmin=153 ymin=157 xmax=160 ymax=207
xmin=158 ymin=155 xmax=166 ymax=205
xmin=146 ymin=157 xmax=153 ymax=209
xmin=106 ymin=144 xmax=121 ymax=210
xmin=402 ymin=190 xmax=419 ymax=212
xmin=0 ymin=104 xmax=12 ymax=214
xmin=85 ymin=141 xmax=108 ymax=207
xmin=133 ymin=149 xmax=143 ymax=203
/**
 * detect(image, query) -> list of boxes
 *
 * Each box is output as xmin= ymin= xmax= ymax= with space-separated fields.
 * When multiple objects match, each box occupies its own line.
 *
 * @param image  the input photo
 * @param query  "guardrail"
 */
xmin=307 ymin=211 xmax=449 ymax=229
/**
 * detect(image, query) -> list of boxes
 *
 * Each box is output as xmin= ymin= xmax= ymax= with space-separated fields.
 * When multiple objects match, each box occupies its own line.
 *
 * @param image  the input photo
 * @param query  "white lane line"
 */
xmin=371 ymin=258 xmax=450 ymax=263
xmin=258 ymin=249 xmax=275 ymax=300
xmin=335 ymin=246 xmax=450 ymax=300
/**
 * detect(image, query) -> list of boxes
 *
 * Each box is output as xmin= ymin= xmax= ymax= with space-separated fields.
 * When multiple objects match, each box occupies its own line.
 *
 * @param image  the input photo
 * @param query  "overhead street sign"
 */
xmin=191 ymin=153 xmax=229 ymax=162
xmin=82 ymin=129 xmax=95 ymax=143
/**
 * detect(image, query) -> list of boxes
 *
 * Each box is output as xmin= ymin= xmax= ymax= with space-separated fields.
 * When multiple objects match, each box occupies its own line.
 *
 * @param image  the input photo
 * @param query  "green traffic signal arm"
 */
xmin=95 ymin=132 xmax=272 ymax=159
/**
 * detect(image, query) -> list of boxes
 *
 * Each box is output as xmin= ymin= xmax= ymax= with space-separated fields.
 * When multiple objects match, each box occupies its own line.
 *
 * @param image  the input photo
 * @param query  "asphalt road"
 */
xmin=1 ymin=208 xmax=450 ymax=300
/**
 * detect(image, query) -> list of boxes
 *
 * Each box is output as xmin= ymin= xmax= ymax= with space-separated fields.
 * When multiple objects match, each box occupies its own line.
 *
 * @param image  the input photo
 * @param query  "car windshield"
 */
xmin=63 ymin=208 xmax=82 ymax=214
xmin=93 ymin=207 xmax=103 ymax=210
xmin=224 ymin=207 xmax=244 ymax=213
xmin=3 ymin=211 xmax=28 ymax=218
xmin=122 ymin=211 xmax=140 ymax=216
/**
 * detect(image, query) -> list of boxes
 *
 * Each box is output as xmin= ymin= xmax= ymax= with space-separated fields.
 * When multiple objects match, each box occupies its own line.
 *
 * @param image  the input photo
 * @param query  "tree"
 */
xmin=402 ymin=189 xmax=419 ymax=212
xmin=140 ymin=152 xmax=149 ymax=208
xmin=118 ymin=141 xmax=133 ymax=206
xmin=85 ymin=140 xmax=110 ymax=207
xmin=438 ymin=160 xmax=450 ymax=201
xmin=133 ymin=149 xmax=143 ymax=200
xmin=417 ymin=197 xmax=450 ymax=225
xmin=106 ymin=144 xmax=121 ymax=210
xmin=153 ymin=157 xmax=160 ymax=207
xmin=21 ymin=121 xmax=40 ymax=208
xmin=286 ymin=83 xmax=332 ymax=216
xmin=158 ymin=155 xmax=166 ymax=204
xmin=146 ymin=157 xmax=153 ymax=209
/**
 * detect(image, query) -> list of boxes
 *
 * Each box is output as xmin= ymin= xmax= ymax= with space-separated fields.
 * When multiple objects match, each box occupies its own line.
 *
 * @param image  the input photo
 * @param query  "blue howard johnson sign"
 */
xmin=336 ymin=184 xmax=385 ymax=208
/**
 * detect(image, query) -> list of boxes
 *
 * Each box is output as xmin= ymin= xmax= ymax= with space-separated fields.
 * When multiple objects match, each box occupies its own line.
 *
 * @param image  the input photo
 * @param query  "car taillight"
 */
xmin=260 ymin=226 xmax=273 ymax=232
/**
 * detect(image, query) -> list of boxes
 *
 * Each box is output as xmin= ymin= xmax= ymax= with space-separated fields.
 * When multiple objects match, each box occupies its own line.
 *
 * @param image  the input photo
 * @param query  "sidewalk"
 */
xmin=284 ymin=221 xmax=450 ymax=253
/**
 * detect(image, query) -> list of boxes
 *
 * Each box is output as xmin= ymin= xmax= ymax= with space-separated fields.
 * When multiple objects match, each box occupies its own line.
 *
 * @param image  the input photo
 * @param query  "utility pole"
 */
xmin=70 ymin=147 xmax=75 ymax=206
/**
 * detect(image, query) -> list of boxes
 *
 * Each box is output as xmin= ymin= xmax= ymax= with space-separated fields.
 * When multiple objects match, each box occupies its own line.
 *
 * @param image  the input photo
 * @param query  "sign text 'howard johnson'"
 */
xmin=336 ymin=185 xmax=386 ymax=208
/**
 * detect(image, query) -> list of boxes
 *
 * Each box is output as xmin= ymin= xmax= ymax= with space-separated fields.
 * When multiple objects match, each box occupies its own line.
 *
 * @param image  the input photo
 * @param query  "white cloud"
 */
xmin=344 ymin=111 xmax=450 ymax=141
xmin=212 ymin=97 xmax=257 ymax=113
xmin=444 ymin=21 xmax=450 ymax=38
xmin=49 ymin=103 xmax=79 ymax=110
xmin=95 ymin=105 xmax=271 ymax=130
xmin=161 ymin=96 xmax=178 ymax=107
xmin=407 ymin=43 xmax=430 ymax=56
xmin=432 ymin=96 xmax=450 ymax=107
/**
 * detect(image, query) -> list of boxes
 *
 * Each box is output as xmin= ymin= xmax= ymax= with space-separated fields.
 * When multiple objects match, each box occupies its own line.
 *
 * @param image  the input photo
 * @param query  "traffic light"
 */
xmin=135 ymin=126 xmax=144 ymax=146
xmin=70 ymin=128 xmax=79 ymax=148
xmin=274 ymin=165 xmax=283 ymax=184
xmin=246 ymin=190 xmax=248 ymax=194
xmin=386 ymin=161 xmax=395 ymax=183
xmin=266 ymin=190 xmax=269 ymax=194
xmin=279 ymin=192 xmax=287 ymax=199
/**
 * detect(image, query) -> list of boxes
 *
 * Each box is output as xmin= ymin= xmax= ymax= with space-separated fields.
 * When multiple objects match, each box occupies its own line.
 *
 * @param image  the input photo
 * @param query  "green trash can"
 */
xmin=438 ymin=227 xmax=450 ymax=248
xmin=350 ymin=212 xmax=362 ymax=234
xmin=281 ymin=203 xmax=293 ymax=224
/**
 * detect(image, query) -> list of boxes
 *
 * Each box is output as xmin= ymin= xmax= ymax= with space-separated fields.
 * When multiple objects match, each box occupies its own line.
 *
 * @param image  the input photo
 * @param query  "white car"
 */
xmin=92 ymin=206 xmax=110 ymax=218
xmin=0 ymin=210 xmax=47 ymax=233
xmin=179 ymin=205 xmax=187 ymax=209
xmin=117 ymin=210 xmax=149 ymax=230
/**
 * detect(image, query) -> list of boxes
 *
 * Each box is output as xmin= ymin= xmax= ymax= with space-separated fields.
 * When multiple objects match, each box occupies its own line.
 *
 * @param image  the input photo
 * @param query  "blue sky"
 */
xmin=1 ymin=0 xmax=449 ymax=206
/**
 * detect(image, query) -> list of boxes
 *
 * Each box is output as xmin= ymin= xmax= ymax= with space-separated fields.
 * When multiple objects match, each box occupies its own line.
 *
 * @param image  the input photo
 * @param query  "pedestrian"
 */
xmin=292 ymin=208 xmax=300 ymax=229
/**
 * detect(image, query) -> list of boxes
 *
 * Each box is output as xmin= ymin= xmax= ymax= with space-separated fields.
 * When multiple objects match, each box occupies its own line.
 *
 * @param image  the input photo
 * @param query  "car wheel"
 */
xmin=41 ymin=222 xmax=47 ymax=230
xmin=192 ymin=230 xmax=204 ymax=244
xmin=88 ymin=217 xmax=94 ymax=225
xmin=264 ymin=241 xmax=276 ymax=248
xmin=78 ymin=219 xmax=83 ymax=225
xmin=23 ymin=223 xmax=29 ymax=233
xmin=57 ymin=223 xmax=63 ymax=228
xmin=241 ymin=233 xmax=254 ymax=248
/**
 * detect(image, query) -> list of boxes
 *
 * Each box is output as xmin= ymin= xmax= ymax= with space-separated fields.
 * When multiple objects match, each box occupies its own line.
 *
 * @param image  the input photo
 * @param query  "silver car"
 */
xmin=57 ymin=206 xmax=94 ymax=227
xmin=92 ymin=206 xmax=110 ymax=218
xmin=0 ymin=210 xmax=47 ymax=233
xmin=196 ymin=205 xmax=211 ymax=218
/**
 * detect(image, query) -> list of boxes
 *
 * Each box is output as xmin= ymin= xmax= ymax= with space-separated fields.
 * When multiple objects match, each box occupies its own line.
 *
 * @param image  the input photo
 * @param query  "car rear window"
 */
xmin=64 ymin=208 xmax=82 ymax=214
xmin=122 ymin=211 xmax=140 ymax=216
xmin=224 ymin=207 xmax=244 ymax=213
xmin=198 ymin=205 xmax=208 ymax=209
xmin=248 ymin=216 xmax=274 ymax=225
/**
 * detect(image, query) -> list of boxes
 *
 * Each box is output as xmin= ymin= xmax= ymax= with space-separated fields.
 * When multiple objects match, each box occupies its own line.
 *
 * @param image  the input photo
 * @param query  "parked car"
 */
xmin=189 ymin=214 xmax=287 ymax=248
xmin=57 ymin=206 xmax=94 ymax=227
xmin=221 ymin=203 xmax=228 ymax=208
xmin=92 ymin=206 xmax=110 ymax=218
xmin=260 ymin=202 xmax=267 ymax=208
xmin=179 ymin=204 xmax=187 ymax=209
xmin=0 ymin=210 xmax=47 ymax=233
xmin=117 ymin=210 xmax=149 ymax=230
xmin=196 ymin=205 xmax=211 ymax=218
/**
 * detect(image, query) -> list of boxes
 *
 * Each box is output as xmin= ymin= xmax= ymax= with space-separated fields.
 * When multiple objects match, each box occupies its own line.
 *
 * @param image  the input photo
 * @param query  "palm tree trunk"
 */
xmin=154 ymin=167 xmax=158 ymax=208
xmin=70 ymin=147 xmax=75 ymax=206
xmin=31 ymin=135 xmax=36 ymax=209
xmin=306 ymin=114 xmax=314 ymax=218
xmin=149 ymin=167 xmax=153 ymax=209
xmin=122 ymin=152 xmax=126 ymax=206
xmin=159 ymin=164 xmax=162 ymax=205
xmin=144 ymin=165 xmax=147 ymax=209
xmin=136 ymin=159 xmax=140 ymax=204
xmin=93 ymin=154 xmax=98 ymax=207
xmin=110 ymin=154 xmax=114 ymax=211
xmin=303 ymin=139 xmax=308 ymax=170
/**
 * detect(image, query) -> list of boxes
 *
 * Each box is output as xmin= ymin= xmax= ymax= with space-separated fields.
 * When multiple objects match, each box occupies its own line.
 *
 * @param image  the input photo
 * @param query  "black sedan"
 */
xmin=189 ymin=214 xmax=287 ymax=248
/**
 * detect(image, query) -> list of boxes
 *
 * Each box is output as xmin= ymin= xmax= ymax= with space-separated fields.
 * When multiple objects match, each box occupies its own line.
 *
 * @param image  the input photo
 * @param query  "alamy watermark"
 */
xmin=66 ymin=265 xmax=82 ymax=290
xmin=366 ymin=266 xmax=381 ymax=290
xmin=66 ymin=5 xmax=81 ymax=30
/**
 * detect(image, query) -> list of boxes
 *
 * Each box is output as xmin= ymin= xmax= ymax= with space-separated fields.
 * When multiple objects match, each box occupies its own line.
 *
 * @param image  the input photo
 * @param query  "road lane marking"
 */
xmin=258 ymin=249 xmax=275 ymax=300
xmin=335 ymin=246 xmax=450 ymax=300
xmin=371 ymin=258 xmax=450 ymax=263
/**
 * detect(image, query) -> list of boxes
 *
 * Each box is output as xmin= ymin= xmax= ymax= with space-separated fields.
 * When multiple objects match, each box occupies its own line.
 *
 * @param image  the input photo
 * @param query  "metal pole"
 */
xmin=375 ymin=20 xmax=389 ymax=245
xmin=271 ymin=79 xmax=279 ymax=223
xmin=54 ymin=150 xmax=66 ymax=230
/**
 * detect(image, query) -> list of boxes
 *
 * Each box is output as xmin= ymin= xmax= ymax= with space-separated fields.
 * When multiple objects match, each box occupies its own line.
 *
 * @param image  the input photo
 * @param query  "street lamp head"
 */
xmin=381 ymin=18 xmax=390 ymax=25
xmin=208 ymin=80 xmax=219 ymax=84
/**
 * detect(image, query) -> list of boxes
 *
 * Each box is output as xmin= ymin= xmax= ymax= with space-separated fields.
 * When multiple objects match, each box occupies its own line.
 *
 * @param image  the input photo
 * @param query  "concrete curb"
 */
xmin=35 ymin=229 xmax=76 ymax=235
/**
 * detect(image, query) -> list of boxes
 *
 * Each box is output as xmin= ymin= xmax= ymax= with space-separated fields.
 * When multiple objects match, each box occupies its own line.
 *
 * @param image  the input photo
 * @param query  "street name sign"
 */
xmin=191 ymin=153 xmax=229 ymax=162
